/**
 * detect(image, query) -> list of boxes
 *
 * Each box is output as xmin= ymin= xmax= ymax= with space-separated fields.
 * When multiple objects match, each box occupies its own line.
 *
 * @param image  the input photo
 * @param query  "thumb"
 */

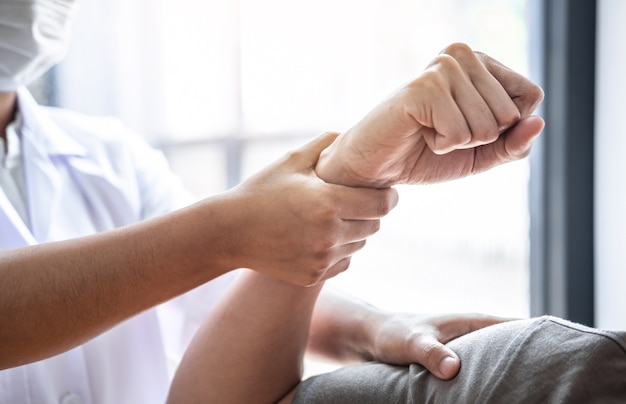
xmin=410 ymin=336 xmax=461 ymax=380
xmin=503 ymin=115 xmax=544 ymax=158
xmin=474 ymin=115 xmax=544 ymax=173
xmin=292 ymin=131 xmax=340 ymax=168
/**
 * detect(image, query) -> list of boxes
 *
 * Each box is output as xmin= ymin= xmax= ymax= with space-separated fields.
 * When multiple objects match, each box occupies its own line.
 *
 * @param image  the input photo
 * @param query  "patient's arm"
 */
xmin=291 ymin=316 xmax=626 ymax=403
xmin=167 ymin=43 xmax=545 ymax=403
xmin=166 ymin=270 xmax=322 ymax=404
xmin=306 ymin=287 xmax=505 ymax=378
xmin=167 ymin=271 xmax=506 ymax=404
xmin=316 ymin=43 xmax=544 ymax=188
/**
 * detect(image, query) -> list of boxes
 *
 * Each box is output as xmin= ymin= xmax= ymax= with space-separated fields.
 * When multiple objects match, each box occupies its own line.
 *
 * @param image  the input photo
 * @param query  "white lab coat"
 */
xmin=0 ymin=88 xmax=234 ymax=404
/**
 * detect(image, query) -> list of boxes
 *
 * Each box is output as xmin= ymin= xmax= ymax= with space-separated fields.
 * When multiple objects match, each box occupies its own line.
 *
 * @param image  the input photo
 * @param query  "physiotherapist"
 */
xmin=0 ymin=1 xmax=516 ymax=403
xmin=0 ymin=0 xmax=238 ymax=402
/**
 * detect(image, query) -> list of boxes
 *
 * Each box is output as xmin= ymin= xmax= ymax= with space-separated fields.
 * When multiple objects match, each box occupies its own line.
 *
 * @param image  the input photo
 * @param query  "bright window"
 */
xmin=52 ymin=0 xmax=533 ymax=370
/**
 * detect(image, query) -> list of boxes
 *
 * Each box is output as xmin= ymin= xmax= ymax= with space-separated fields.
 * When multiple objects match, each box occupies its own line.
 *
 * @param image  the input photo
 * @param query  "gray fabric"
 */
xmin=293 ymin=316 xmax=626 ymax=403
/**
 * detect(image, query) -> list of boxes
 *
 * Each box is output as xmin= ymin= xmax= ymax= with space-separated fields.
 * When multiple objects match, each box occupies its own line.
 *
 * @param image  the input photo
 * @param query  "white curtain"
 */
xmin=55 ymin=0 xmax=240 ymax=143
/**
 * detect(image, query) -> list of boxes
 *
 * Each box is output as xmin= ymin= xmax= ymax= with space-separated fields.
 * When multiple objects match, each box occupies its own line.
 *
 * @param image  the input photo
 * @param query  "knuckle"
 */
xmin=430 ymin=139 xmax=453 ymax=155
xmin=498 ymin=109 xmax=522 ymax=130
xmin=486 ymin=129 xmax=500 ymax=144
xmin=316 ymin=200 xmax=339 ymax=220
xmin=432 ymin=53 xmax=462 ymax=74
xmin=415 ymin=340 xmax=441 ymax=364
xmin=528 ymin=84 xmax=545 ymax=107
xmin=303 ymin=260 xmax=330 ymax=286
xmin=406 ymin=73 xmax=451 ymax=114
xmin=303 ymin=270 xmax=324 ymax=287
xmin=312 ymin=205 xmax=339 ymax=230
xmin=418 ymin=57 xmax=458 ymax=88
xmin=452 ymin=130 xmax=473 ymax=147
xmin=313 ymin=248 xmax=334 ymax=268
xmin=474 ymin=125 xmax=500 ymax=144
xmin=430 ymin=126 xmax=473 ymax=153
xmin=313 ymin=235 xmax=337 ymax=253
xmin=442 ymin=42 xmax=473 ymax=58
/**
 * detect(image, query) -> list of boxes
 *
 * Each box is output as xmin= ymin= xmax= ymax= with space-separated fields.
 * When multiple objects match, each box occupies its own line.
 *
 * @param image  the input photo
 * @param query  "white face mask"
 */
xmin=0 ymin=0 xmax=75 ymax=92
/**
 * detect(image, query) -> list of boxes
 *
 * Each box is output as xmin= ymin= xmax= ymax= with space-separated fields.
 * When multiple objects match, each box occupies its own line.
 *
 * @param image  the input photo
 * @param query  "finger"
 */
xmin=330 ymin=185 xmax=399 ymax=220
xmin=412 ymin=313 xmax=512 ymax=380
xmin=446 ymin=72 xmax=500 ymax=148
xmin=408 ymin=335 xmax=461 ymax=380
xmin=315 ymin=239 xmax=368 ymax=283
xmin=335 ymin=239 xmax=367 ymax=259
xmin=423 ymin=92 xmax=470 ymax=154
xmin=417 ymin=60 xmax=473 ymax=154
xmin=301 ymin=240 xmax=365 ymax=286
xmin=337 ymin=219 xmax=381 ymax=244
xmin=319 ymin=256 xmax=353 ymax=282
xmin=421 ymin=54 xmax=502 ymax=152
xmin=473 ymin=115 xmax=544 ymax=173
xmin=475 ymin=51 xmax=545 ymax=118
xmin=437 ymin=313 xmax=512 ymax=342
xmin=443 ymin=44 xmax=521 ymax=133
xmin=503 ymin=115 xmax=545 ymax=157
xmin=290 ymin=131 xmax=341 ymax=168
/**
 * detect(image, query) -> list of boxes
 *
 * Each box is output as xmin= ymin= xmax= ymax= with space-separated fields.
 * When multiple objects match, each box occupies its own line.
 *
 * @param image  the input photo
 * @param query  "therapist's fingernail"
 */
xmin=438 ymin=356 xmax=459 ymax=379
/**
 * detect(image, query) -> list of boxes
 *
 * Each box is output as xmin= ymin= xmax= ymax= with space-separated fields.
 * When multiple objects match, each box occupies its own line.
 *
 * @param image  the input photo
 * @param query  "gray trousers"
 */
xmin=293 ymin=316 xmax=626 ymax=403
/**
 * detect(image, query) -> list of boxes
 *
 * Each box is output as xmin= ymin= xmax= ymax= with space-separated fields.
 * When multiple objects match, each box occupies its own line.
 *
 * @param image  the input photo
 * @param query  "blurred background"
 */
xmin=40 ymin=0 xmax=533 ymax=317
xmin=33 ymin=0 xmax=625 ymax=373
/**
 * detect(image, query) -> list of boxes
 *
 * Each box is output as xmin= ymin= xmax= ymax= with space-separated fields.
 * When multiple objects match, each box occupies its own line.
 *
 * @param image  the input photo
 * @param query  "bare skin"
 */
xmin=0 ymin=131 xmax=397 ymax=369
xmin=1 ymin=40 xmax=543 ymax=402
xmin=167 ymin=43 xmax=545 ymax=404
xmin=167 ymin=271 xmax=506 ymax=404
xmin=316 ymin=44 xmax=544 ymax=188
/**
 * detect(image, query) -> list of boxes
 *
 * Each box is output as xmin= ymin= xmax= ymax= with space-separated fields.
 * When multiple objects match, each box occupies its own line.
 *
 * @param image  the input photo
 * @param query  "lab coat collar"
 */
xmin=16 ymin=87 xmax=86 ymax=157
xmin=0 ymin=190 xmax=37 ymax=249
xmin=2 ymin=88 xmax=91 ymax=245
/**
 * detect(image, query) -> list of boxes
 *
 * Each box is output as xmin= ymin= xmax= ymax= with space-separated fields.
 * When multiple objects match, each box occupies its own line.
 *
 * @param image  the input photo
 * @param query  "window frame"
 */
xmin=529 ymin=0 xmax=596 ymax=326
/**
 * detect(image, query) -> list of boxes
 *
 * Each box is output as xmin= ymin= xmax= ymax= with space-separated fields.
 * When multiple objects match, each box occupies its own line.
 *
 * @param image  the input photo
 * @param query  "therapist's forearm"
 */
xmin=0 ymin=130 xmax=392 ymax=370
xmin=0 ymin=196 xmax=236 ymax=370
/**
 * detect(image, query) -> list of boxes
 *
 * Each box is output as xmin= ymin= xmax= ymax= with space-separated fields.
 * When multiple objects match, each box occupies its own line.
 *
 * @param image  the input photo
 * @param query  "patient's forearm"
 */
xmin=307 ymin=287 xmax=379 ymax=364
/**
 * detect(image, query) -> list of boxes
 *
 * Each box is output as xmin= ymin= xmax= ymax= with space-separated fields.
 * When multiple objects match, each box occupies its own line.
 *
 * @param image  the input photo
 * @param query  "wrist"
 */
xmin=315 ymin=133 xmax=397 ymax=189
xmin=163 ymin=193 xmax=241 ymax=279
xmin=315 ymin=140 xmax=374 ymax=188
xmin=334 ymin=298 xmax=385 ymax=363
xmin=354 ymin=305 xmax=388 ymax=362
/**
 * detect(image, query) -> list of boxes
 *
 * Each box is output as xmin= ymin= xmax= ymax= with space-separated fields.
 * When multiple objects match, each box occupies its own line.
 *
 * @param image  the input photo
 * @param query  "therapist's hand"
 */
xmin=222 ymin=132 xmax=398 ymax=287
xmin=316 ymin=42 xmax=545 ymax=188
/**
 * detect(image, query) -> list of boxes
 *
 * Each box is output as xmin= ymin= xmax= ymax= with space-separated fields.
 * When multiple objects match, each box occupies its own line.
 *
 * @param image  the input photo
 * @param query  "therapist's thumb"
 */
xmin=290 ymin=131 xmax=340 ymax=168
